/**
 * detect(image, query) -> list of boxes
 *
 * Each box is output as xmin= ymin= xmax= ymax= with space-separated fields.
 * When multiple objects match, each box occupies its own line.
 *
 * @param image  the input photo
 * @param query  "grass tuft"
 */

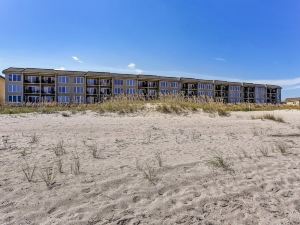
xmin=29 ymin=133 xmax=39 ymax=144
xmin=276 ymin=142 xmax=289 ymax=155
xmin=252 ymin=114 xmax=285 ymax=123
xmin=54 ymin=140 xmax=66 ymax=156
xmin=22 ymin=163 xmax=36 ymax=182
xmin=40 ymin=166 xmax=56 ymax=189
xmin=258 ymin=146 xmax=270 ymax=157
xmin=207 ymin=155 xmax=234 ymax=173
xmin=155 ymin=151 xmax=163 ymax=167
xmin=71 ymin=154 xmax=80 ymax=175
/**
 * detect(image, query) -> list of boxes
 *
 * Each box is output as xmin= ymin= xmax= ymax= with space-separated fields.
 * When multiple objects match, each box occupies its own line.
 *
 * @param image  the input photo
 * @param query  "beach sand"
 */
xmin=1 ymin=110 xmax=300 ymax=225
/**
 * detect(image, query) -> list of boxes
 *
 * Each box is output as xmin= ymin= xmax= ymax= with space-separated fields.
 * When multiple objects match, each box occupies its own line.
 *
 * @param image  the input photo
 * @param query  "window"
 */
xmin=100 ymin=88 xmax=110 ymax=95
xmin=26 ymin=76 xmax=39 ymax=83
xmin=57 ymin=96 xmax=70 ymax=103
xmin=114 ymin=79 xmax=123 ymax=86
xmin=114 ymin=87 xmax=123 ymax=95
xmin=160 ymin=81 xmax=167 ymax=87
xmin=126 ymin=80 xmax=136 ymax=86
xmin=26 ymin=96 xmax=39 ymax=103
xmin=43 ymin=87 xmax=54 ymax=94
xmin=75 ymin=76 xmax=84 ymax=84
xmin=87 ymin=79 xmax=98 ymax=85
xmin=25 ymin=86 xmax=40 ymax=93
xmin=149 ymin=89 xmax=157 ymax=96
xmin=100 ymin=79 xmax=110 ymax=86
xmin=58 ymin=76 xmax=68 ymax=83
xmin=42 ymin=96 xmax=54 ymax=102
xmin=172 ymin=89 xmax=178 ymax=95
xmin=58 ymin=86 xmax=68 ymax=93
xmin=74 ymin=86 xmax=84 ymax=94
xmin=73 ymin=96 xmax=84 ymax=103
xmin=149 ymin=82 xmax=158 ymax=87
xmin=126 ymin=88 xmax=136 ymax=95
xmin=8 ymin=95 xmax=22 ymax=103
xmin=8 ymin=84 xmax=22 ymax=93
xmin=8 ymin=74 xmax=21 ymax=82
xmin=170 ymin=82 xmax=178 ymax=88
xmin=138 ymin=89 xmax=146 ymax=95
xmin=160 ymin=89 xmax=168 ymax=94
xmin=87 ymin=87 xmax=97 ymax=94
xmin=87 ymin=96 xmax=97 ymax=104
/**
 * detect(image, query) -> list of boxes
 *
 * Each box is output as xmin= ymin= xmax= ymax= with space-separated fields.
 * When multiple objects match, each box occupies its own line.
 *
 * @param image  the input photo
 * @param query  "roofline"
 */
xmin=2 ymin=67 xmax=282 ymax=88
xmin=285 ymin=98 xmax=300 ymax=101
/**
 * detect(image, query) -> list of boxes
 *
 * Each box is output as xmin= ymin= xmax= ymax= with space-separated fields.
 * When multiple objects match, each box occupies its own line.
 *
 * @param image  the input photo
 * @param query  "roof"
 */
xmin=2 ymin=67 xmax=283 ymax=88
xmin=0 ymin=75 xmax=5 ymax=80
xmin=286 ymin=97 xmax=300 ymax=102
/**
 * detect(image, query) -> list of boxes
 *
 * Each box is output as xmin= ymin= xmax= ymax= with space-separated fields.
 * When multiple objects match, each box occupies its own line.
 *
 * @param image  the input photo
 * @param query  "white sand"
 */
xmin=1 ymin=110 xmax=300 ymax=225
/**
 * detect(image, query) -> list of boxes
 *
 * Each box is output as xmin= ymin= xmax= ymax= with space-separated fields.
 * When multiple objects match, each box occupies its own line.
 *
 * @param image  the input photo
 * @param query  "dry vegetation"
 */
xmin=252 ymin=113 xmax=285 ymax=123
xmin=1 ymin=95 xmax=300 ymax=115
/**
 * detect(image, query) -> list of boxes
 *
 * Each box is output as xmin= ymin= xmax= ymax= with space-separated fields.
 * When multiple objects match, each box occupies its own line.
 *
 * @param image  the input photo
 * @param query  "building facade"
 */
xmin=285 ymin=98 xmax=300 ymax=106
xmin=0 ymin=75 xmax=5 ymax=105
xmin=3 ymin=67 xmax=282 ymax=104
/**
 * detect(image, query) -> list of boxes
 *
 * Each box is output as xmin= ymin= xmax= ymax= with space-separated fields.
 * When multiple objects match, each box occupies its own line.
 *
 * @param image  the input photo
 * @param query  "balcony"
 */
xmin=24 ymin=78 xmax=40 ymax=84
xmin=100 ymin=80 xmax=111 ymax=86
xmin=87 ymin=79 xmax=98 ymax=86
xmin=42 ymin=77 xmax=55 ymax=84
xmin=182 ymin=83 xmax=197 ymax=89
xmin=148 ymin=82 xmax=158 ymax=88
xmin=188 ymin=84 xmax=197 ymax=89
xmin=100 ymin=88 xmax=111 ymax=95
xmin=138 ymin=81 xmax=148 ymax=88
xmin=86 ymin=89 xmax=97 ymax=95
xmin=41 ymin=90 xmax=55 ymax=95
xmin=24 ymin=88 xmax=40 ymax=94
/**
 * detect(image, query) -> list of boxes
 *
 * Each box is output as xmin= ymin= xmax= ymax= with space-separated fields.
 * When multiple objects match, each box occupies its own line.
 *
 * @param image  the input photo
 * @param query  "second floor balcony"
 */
xmin=24 ymin=77 xmax=40 ymax=84
xmin=42 ymin=77 xmax=55 ymax=84
xmin=87 ymin=79 xmax=98 ymax=86
xmin=86 ymin=88 xmax=98 ymax=95
xmin=24 ymin=88 xmax=40 ymax=94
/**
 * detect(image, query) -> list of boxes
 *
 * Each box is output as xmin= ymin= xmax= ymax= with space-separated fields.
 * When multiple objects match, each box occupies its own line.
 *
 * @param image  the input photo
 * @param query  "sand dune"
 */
xmin=1 ymin=110 xmax=300 ymax=225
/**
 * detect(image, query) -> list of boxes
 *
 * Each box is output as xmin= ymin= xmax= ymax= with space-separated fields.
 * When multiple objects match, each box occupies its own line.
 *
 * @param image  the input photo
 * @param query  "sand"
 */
xmin=1 ymin=110 xmax=300 ymax=225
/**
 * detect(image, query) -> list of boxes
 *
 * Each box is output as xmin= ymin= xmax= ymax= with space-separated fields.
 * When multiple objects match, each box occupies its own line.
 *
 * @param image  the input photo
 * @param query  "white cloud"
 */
xmin=72 ymin=56 xmax=83 ymax=63
xmin=55 ymin=66 xmax=66 ymax=70
xmin=127 ymin=62 xmax=143 ymax=74
xmin=135 ymin=69 xmax=143 ymax=74
xmin=214 ymin=57 xmax=226 ymax=62
xmin=128 ymin=63 xmax=136 ymax=69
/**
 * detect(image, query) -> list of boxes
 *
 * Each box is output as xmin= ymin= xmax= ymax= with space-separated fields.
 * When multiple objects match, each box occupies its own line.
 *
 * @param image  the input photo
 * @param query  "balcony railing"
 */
xmin=148 ymin=83 xmax=158 ymax=88
xmin=24 ymin=89 xmax=40 ymax=94
xmin=87 ymin=90 xmax=97 ymax=95
xmin=24 ymin=79 xmax=40 ymax=83
xmin=41 ymin=78 xmax=55 ymax=84
xmin=138 ymin=82 xmax=148 ymax=88
xmin=41 ymin=90 xmax=55 ymax=94
xmin=87 ymin=80 xmax=98 ymax=85
xmin=100 ymin=80 xmax=111 ymax=86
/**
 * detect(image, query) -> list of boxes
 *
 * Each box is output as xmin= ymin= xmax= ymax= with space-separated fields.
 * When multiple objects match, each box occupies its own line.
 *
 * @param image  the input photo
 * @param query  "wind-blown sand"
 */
xmin=1 ymin=110 xmax=300 ymax=225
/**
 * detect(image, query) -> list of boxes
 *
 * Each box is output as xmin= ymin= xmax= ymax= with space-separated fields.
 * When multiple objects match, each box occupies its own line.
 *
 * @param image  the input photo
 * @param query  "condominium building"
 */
xmin=0 ymin=75 xmax=5 ymax=105
xmin=285 ymin=98 xmax=300 ymax=106
xmin=3 ymin=67 xmax=282 ymax=104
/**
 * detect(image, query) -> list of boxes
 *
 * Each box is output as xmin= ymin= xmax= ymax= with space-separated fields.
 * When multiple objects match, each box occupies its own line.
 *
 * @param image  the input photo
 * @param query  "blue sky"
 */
xmin=0 ymin=0 xmax=299 ymax=99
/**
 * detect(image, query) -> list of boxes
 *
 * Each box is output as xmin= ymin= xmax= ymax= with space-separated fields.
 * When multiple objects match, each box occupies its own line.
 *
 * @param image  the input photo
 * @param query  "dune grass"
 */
xmin=0 ymin=95 xmax=299 ymax=115
xmin=251 ymin=113 xmax=285 ymax=123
